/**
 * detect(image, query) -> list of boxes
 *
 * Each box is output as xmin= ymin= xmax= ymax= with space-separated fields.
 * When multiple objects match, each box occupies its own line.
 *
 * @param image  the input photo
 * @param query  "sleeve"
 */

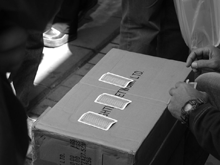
xmin=189 ymin=103 xmax=220 ymax=160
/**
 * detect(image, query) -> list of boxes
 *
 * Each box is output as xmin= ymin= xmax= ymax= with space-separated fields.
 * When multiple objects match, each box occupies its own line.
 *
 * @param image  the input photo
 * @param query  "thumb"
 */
xmin=191 ymin=60 xmax=213 ymax=69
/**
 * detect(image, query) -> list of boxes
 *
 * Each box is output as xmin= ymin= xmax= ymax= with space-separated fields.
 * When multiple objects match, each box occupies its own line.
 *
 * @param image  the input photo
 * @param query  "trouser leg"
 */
xmin=53 ymin=0 xmax=81 ymax=35
xmin=53 ymin=0 xmax=97 ymax=35
xmin=119 ymin=0 xmax=189 ymax=61
xmin=119 ymin=0 xmax=164 ymax=56
xmin=11 ymin=30 xmax=43 ymax=108
xmin=157 ymin=0 xmax=189 ymax=62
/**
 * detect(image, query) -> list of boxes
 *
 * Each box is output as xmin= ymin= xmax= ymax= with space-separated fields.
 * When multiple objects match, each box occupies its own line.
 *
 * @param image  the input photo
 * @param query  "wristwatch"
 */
xmin=180 ymin=98 xmax=204 ymax=124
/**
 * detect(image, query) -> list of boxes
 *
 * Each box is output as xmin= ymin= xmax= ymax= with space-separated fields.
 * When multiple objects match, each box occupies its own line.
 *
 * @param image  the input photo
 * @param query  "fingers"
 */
xmin=169 ymin=82 xmax=186 ymax=96
xmin=186 ymin=47 xmax=211 ymax=68
xmin=186 ymin=51 xmax=197 ymax=67
xmin=169 ymin=82 xmax=182 ymax=95
xmin=193 ymin=59 xmax=214 ymax=70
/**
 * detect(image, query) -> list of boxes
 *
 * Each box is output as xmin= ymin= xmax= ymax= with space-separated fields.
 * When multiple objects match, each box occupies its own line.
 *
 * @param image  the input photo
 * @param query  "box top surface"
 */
xmin=34 ymin=49 xmax=191 ymax=154
xmin=80 ymin=49 xmax=190 ymax=103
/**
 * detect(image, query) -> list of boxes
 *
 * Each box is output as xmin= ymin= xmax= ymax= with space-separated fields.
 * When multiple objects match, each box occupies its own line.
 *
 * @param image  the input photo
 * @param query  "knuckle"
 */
xmin=169 ymin=88 xmax=175 ymax=95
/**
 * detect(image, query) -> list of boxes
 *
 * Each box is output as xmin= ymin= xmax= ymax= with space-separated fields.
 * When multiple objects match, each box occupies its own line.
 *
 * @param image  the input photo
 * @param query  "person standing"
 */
xmin=119 ymin=0 xmax=189 ymax=62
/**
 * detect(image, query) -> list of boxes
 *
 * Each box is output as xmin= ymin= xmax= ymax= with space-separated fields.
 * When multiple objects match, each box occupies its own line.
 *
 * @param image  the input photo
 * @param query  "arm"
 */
xmin=189 ymin=103 xmax=220 ymax=160
xmin=186 ymin=46 xmax=220 ymax=73
xmin=169 ymin=47 xmax=220 ymax=160
xmin=168 ymin=82 xmax=220 ymax=160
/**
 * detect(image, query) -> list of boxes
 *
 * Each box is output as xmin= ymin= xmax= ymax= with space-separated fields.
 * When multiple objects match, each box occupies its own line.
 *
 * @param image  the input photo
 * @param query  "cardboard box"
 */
xmin=32 ymin=49 xmax=192 ymax=165
xmin=205 ymin=155 xmax=220 ymax=165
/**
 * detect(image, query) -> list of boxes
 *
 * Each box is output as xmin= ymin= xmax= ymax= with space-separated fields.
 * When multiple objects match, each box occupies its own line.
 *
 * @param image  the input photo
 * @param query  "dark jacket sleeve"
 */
xmin=189 ymin=103 xmax=220 ymax=160
xmin=0 ymin=75 xmax=29 ymax=165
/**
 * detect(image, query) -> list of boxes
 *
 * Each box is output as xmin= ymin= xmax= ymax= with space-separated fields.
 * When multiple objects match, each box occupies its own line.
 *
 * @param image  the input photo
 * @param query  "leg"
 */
xmin=54 ymin=0 xmax=98 ymax=35
xmin=11 ymin=30 xmax=44 ymax=108
xmin=157 ymin=0 xmax=189 ymax=62
xmin=196 ymin=72 xmax=220 ymax=110
xmin=53 ymin=0 xmax=81 ymax=35
xmin=119 ymin=0 xmax=164 ymax=56
xmin=44 ymin=0 xmax=98 ymax=47
xmin=0 ymin=23 xmax=29 ymax=165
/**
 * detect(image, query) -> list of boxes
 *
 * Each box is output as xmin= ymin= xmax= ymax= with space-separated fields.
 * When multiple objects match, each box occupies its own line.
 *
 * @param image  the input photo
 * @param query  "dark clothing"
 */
xmin=52 ymin=0 xmax=98 ymax=35
xmin=0 ymin=75 xmax=29 ymax=165
xmin=190 ymin=72 xmax=220 ymax=160
xmin=119 ymin=0 xmax=189 ymax=62
xmin=53 ymin=0 xmax=83 ymax=35
xmin=0 ymin=0 xmax=63 ymax=32
xmin=0 ymin=0 xmax=63 ymax=108
xmin=0 ymin=0 xmax=63 ymax=164
xmin=11 ymin=30 xmax=44 ymax=107
xmin=189 ymin=103 xmax=220 ymax=160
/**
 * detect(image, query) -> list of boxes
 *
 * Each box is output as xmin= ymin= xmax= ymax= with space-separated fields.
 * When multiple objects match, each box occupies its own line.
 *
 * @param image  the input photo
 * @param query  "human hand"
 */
xmin=168 ymin=82 xmax=208 ymax=120
xmin=186 ymin=46 xmax=220 ymax=72
xmin=0 ymin=23 xmax=27 ymax=74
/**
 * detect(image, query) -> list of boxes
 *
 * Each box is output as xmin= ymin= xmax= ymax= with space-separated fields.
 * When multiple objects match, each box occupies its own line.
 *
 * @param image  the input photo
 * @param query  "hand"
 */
xmin=168 ymin=82 xmax=208 ymax=120
xmin=0 ymin=23 xmax=27 ymax=74
xmin=186 ymin=46 xmax=220 ymax=72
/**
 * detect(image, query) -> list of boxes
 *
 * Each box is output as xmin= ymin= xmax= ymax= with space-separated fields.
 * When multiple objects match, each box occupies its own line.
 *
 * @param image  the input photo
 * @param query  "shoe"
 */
xmin=43 ymin=27 xmax=76 ymax=48
xmin=43 ymin=0 xmax=98 ymax=48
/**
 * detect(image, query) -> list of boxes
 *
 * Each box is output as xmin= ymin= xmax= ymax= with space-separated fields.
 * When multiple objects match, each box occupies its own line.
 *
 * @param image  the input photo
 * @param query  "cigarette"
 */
xmin=186 ymin=79 xmax=197 ymax=89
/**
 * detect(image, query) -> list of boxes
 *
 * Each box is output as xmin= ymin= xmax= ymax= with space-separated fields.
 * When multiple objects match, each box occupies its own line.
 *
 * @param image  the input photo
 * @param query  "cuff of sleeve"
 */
xmin=189 ymin=103 xmax=213 ymax=130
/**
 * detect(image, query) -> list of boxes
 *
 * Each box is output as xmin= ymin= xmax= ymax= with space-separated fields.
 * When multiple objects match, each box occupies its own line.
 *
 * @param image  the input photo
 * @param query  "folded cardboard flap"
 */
xmin=33 ymin=130 xmax=135 ymax=165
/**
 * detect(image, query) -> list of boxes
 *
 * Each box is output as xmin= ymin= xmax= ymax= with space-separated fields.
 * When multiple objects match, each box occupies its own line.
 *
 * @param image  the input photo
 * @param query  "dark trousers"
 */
xmin=0 ymin=75 xmax=29 ymax=165
xmin=119 ymin=0 xmax=189 ymax=62
xmin=52 ymin=0 xmax=97 ymax=35
xmin=11 ymin=30 xmax=44 ymax=107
